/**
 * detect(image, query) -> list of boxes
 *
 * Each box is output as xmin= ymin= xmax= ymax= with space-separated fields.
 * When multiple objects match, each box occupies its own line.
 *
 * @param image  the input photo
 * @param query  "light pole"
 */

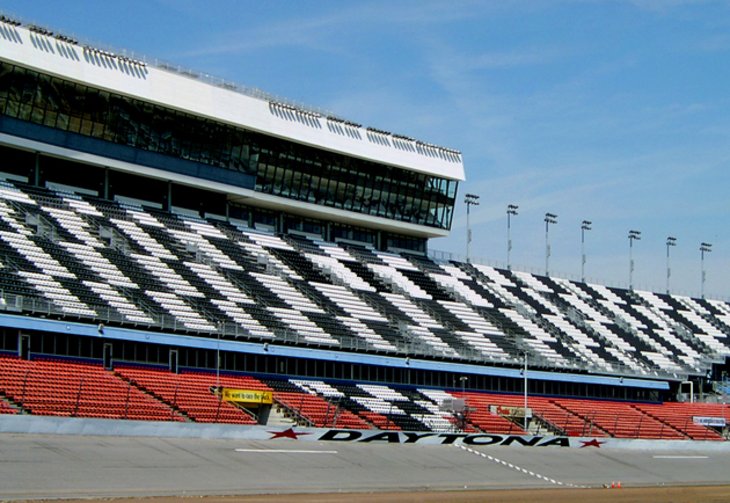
xmin=464 ymin=194 xmax=480 ymax=263
xmin=544 ymin=212 xmax=558 ymax=275
xmin=216 ymin=323 xmax=222 ymax=389
xmin=458 ymin=376 xmax=469 ymax=432
xmin=628 ymin=230 xmax=641 ymax=289
xmin=581 ymin=220 xmax=591 ymax=282
xmin=666 ymin=236 xmax=676 ymax=295
xmin=523 ymin=352 xmax=528 ymax=431
xmin=507 ymin=204 xmax=518 ymax=270
xmin=700 ymin=242 xmax=712 ymax=299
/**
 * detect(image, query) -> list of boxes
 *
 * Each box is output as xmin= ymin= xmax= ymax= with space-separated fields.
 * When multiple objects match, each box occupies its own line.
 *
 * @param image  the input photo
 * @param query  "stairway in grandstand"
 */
xmin=0 ymin=393 xmax=21 ymax=415
xmin=0 ymin=179 xmax=728 ymax=380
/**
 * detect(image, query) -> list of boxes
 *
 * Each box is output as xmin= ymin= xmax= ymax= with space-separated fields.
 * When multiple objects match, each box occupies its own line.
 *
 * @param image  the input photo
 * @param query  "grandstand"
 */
xmin=0 ymin=15 xmax=728 ymax=442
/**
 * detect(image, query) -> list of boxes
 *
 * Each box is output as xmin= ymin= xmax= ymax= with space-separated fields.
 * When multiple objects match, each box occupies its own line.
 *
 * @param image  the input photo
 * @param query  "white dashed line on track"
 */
xmin=456 ymin=444 xmax=588 ymax=488
xmin=235 ymin=449 xmax=339 ymax=454
xmin=652 ymin=455 xmax=709 ymax=459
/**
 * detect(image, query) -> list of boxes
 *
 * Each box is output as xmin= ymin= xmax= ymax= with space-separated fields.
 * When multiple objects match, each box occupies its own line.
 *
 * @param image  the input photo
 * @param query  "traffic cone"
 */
xmin=617 ymin=481 xmax=622 ymax=489
xmin=611 ymin=481 xmax=615 ymax=489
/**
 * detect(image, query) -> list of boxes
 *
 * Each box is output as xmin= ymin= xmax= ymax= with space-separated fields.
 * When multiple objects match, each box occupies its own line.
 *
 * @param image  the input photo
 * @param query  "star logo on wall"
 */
xmin=268 ymin=427 xmax=311 ymax=440
xmin=579 ymin=438 xmax=605 ymax=448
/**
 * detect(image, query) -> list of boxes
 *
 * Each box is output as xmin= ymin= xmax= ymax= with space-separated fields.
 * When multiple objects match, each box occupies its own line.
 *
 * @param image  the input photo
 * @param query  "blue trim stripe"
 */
xmin=0 ymin=313 xmax=669 ymax=390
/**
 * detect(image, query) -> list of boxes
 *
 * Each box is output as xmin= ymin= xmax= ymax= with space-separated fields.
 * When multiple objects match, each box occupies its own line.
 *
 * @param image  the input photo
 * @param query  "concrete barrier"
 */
xmin=1 ymin=416 xmax=729 ymax=451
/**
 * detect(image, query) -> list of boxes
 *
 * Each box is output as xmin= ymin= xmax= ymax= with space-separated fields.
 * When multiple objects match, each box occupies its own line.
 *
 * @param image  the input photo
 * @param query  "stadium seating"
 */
xmin=116 ymin=366 xmax=259 ymax=424
xmin=2 ymin=179 xmax=730 ymax=442
xmin=296 ymin=380 xmax=452 ymax=431
xmin=0 ymin=179 xmax=729 ymax=380
xmin=265 ymin=379 xmax=370 ymax=429
xmin=550 ymin=398 xmax=686 ymax=439
xmin=455 ymin=391 xmax=728 ymax=440
xmin=0 ymin=398 xmax=18 ymax=414
xmin=0 ymin=355 xmax=183 ymax=421
xmin=637 ymin=402 xmax=725 ymax=440
xmin=0 ymin=355 xmax=727 ymax=440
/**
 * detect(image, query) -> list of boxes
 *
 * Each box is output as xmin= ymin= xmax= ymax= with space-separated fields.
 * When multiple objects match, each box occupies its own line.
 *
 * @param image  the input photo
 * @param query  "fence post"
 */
xmin=21 ymin=369 xmax=29 ymax=405
xmin=171 ymin=383 xmax=179 ymax=421
xmin=333 ymin=400 xmax=340 ymax=429
xmin=73 ymin=379 xmax=83 ymax=417
xmin=124 ymin=381 xmax=131 ymax=420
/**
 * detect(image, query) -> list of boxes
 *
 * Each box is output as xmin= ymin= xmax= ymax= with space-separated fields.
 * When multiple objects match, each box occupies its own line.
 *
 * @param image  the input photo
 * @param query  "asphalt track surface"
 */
xmin=2 ymin=433 xmax=730 ymax=501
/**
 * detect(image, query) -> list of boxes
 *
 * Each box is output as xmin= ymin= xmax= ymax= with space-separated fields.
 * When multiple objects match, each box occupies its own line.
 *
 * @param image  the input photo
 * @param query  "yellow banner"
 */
xmin=222 ymin=388 xmax=273 ymax=404
xmin=489 ymin=405 xmax=532 ymax=418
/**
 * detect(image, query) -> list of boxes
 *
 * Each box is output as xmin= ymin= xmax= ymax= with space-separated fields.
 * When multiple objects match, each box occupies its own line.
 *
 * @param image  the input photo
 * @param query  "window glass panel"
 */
xmin=271 ymin=165 xmax=287 ymax=197
xmin=0 ymin=62 xmax=458 ymax=230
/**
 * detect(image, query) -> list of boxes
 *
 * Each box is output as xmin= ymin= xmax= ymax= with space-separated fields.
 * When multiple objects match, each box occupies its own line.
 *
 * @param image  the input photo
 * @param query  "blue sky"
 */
xmin=2 ymin=0 xmax=729 ymax=298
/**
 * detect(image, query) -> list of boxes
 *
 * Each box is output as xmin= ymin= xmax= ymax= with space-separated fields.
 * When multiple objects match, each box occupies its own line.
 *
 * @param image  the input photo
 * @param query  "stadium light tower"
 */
xmin=666 ymin=236 xmax=677 ymax=294
xmin=544 ymin=213 xmax=558 ymax=275
xmin=464 ymin=194 xmax=480 ymax=263
xmin=700 ymin=242 xmax=712 ymax=299
xmin=628 ymin=230 xmax=641 ymax=289
xmin=581 ymin=220 xmax=592 ymax=282
xmin=507 ymin=204 xmax=518 ymax=270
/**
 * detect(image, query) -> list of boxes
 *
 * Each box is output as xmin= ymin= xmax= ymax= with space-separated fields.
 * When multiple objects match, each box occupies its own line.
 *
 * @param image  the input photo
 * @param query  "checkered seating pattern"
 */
xmin=0 ymin=179 xmax=730 ymax=378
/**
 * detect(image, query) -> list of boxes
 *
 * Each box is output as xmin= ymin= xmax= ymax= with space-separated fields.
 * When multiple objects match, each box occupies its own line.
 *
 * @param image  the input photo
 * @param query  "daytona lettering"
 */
xmin=315 ymin=429 xmax=571 ymax=447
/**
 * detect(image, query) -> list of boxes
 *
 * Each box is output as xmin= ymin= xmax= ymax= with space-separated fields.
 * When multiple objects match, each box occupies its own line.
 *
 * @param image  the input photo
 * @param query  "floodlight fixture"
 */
xmin=544 ymin=212 xmax=558 ymax=275
xmin=628 ymin=230 xmax=641 ymax=289
xmin=464 ymin=194 xmax=480 ymax=263
xmin=506 ymin=204 xmax=518 ymax=269
xmin=701 ymin=242 xmax=712 ymax=299
xmin=666 ymin=236 xmax=677 ymax=294
xmin=581 ymin=220 xmax=592 ymax=282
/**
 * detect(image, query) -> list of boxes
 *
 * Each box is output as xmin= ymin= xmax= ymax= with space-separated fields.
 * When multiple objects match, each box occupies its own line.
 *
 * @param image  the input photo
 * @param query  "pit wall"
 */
xmin=1 ymin=415 xmax=728 ymax=451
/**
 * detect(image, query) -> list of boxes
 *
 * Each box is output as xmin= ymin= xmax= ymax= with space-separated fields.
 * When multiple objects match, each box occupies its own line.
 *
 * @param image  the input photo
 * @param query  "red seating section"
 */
xmin=532 ymin=399 xmax=608 ymax=437
xmin=637 ymin=402 xmax=725 ymax=440
xmin=457 ymin=390 xmax=727 ymax=440
xmin=456 ymin=392 xmax=528 ymax=435
xmin=550 ymin=398 xmax=685 ymax=439
xmin=0 ymin=355 xmax=727 ymax=440
xmin=0 ymin=356 xmax=183 ymax=421
xmin=0 ymin=398 xmax=18 ymax=414
xmin=357 ymin=411 xmax=400 ymax=430
xmin=117 ymin=366 xmax=260 ymax=425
